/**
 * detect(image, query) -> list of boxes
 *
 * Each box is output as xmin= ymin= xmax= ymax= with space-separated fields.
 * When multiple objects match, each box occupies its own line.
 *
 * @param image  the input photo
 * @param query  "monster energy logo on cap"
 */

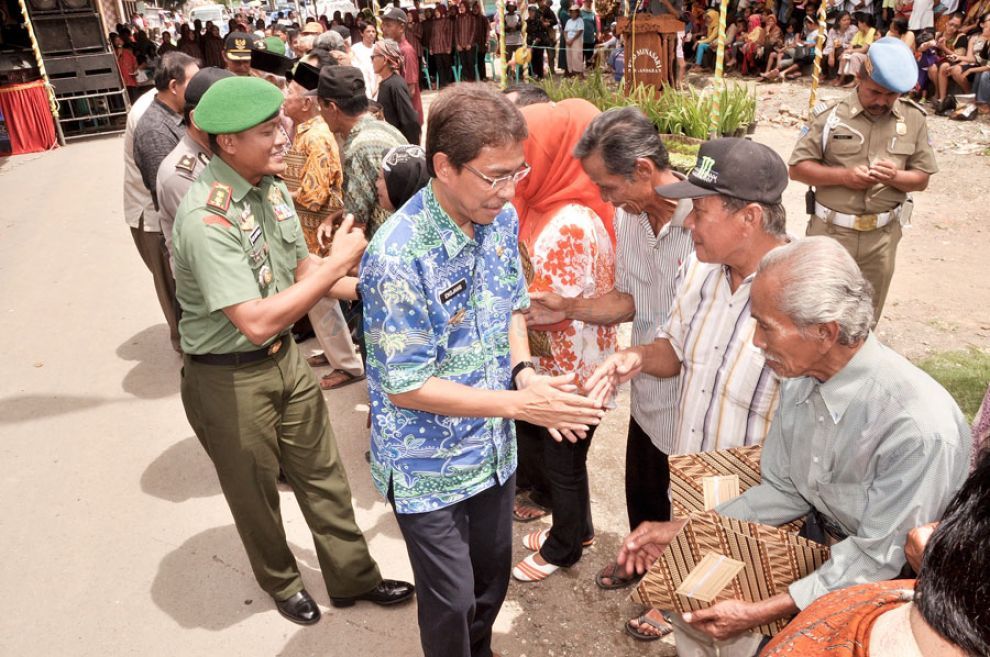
xmin=692 ymin=156 xmax=719 ymax=184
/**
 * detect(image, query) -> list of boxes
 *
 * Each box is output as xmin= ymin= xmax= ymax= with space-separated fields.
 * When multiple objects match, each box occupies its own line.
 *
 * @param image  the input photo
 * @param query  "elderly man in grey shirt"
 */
xmin=617 ymin=236 xmax=971 ymax=657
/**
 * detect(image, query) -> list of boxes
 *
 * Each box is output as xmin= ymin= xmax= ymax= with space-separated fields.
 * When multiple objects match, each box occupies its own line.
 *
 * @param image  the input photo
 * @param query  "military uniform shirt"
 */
xmin=790 ymin=93 xmax=938 ymax=215
xmin=172 ymin=156 xmax=308 ymax=355
xmin=156 ymin=133 xmax=211 ymax=266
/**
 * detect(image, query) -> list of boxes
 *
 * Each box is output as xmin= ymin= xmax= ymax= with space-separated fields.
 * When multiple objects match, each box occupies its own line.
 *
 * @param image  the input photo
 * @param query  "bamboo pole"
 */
xmin=808 ymin=0 xmax=828 ymax=120
xmin=372 ymin=0 xmax=383 ymax=38
xmin=498 ymin=0 xmax=507 ymax=88
xmin=708 ymin=0 xmax=728 ymax=138
xmin=15 ymin=0 xmax=65 ymax=146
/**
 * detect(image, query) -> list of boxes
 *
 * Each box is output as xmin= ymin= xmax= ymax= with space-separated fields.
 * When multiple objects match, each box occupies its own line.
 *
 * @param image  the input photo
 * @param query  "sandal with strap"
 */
xmin=522 ymin=528 xmax=595 ymax=552
xmin=512 ymin=495 xmax=551 ymax=522
xmin=625 ymin=609 xmax=674 ymax=642
xmin=319 ymin=369 xmax=366 ymax=390
xmin=511 ymin=552 xmax=560 ymax=582
xmin=306 ymin=353 xmax=330 ymax=367
xmin=595 ymin=560 xmax=638 ymax=590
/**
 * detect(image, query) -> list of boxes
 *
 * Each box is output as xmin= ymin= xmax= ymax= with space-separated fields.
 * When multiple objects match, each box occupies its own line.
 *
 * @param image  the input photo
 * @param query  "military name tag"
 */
xmin=249 ymin=225 xmax=262 ymax=245
xmin=832 ymin=134 xmax=854 ymax=140
xmin=440 ymin=279 xmax=467 ymax=303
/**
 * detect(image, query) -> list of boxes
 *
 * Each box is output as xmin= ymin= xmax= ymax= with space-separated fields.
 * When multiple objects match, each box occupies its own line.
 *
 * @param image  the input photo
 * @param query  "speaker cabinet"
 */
xmin=32 ymin=13 xmax=106 ymax=55
xmin=27 ymin=0 xmax=96 ymax=13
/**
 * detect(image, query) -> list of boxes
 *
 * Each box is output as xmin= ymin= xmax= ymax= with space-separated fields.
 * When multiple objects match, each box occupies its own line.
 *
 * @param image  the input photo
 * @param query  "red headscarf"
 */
xmin=512 ymin=98 xmax=616 ymax=253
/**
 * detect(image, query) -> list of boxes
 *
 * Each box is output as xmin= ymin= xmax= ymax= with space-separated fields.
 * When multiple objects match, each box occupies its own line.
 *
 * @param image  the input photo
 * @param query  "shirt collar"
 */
xmin=295 ymin=114 xmax=323 ymax=136
xmin=423 ymin=181 xmax=476 ymax=258
xmin=153 ymin=96 xmax=182 ymax=125
xmin=211 ymin=155 xmax=272 ymax=204
xmin=845 ymin=89 xmax=902 ymax=121
xmin=807 ymin=332 xmax=880 ymax=421
xmin=344 ymin=113 xmax=375 ymax=147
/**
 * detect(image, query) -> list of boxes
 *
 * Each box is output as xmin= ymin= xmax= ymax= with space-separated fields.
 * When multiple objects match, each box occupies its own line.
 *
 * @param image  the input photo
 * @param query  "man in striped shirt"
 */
xmin=585 ymin=137 xmax=789 ymax=638
xmin=522 ymin=108 xmax=694 ymax=595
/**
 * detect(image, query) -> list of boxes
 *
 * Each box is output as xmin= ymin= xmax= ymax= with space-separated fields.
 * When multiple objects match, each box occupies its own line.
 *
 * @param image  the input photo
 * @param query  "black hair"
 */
xmin=915 ymin=449 xmax=990 ymax=657
xmin=890 ymin=17 xmax=909 ymax=34
xmin=321 ymin=93 xmax=369 ymax=117
xmin=502 ymin=83 xmax=551 ymax=106
xmin=154 ymin=51 xmax=197 ymax=92
xmin=853 ymin=11 xmax=874 ymax=28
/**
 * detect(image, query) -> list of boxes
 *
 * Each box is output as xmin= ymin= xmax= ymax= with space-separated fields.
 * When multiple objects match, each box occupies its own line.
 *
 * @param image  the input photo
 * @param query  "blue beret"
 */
xmin=193 ymin=76 xmax=284 ymax=135
xmin=867 ymin=37 xmax=917 ymax=94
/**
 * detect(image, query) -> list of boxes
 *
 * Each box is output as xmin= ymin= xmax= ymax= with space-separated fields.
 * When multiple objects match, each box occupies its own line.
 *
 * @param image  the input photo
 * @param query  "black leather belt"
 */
xmin=189 ymin=335 xmax=289 ymax=366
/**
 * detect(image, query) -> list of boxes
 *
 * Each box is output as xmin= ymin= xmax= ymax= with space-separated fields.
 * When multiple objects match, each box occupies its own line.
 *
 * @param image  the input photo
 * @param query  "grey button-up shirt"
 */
xmin=133 ymin=97 xmax=186 ymax=212
xmin=717 ymin=334 xmax=971 ymax=610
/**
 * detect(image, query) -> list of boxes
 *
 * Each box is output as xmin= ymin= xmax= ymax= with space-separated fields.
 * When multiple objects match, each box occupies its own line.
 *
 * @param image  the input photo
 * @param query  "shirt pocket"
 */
xmin=724 ymin=343 xmax=776 ymax=420
xmin=277 ymin=216 xmax=300 ymax=244
xmin=827 ymin=128 xmax=865 ymax=159
xmin=885 ymin=136 xmax=916 ymax=169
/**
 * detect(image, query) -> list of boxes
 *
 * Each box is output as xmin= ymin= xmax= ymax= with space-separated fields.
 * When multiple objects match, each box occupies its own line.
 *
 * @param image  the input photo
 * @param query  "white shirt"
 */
xmin=351 ymin=41 xmax=379 ymax=99
xmin=123 ymin=88 xmax=159 ymax=231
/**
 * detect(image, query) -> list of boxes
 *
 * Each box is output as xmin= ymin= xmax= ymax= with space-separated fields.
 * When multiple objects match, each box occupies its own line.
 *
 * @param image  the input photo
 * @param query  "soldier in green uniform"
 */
xmin=171 ymin=76 xmax=414 ymax=626
xmin=789 ymin=37 xmax=938 ymax=322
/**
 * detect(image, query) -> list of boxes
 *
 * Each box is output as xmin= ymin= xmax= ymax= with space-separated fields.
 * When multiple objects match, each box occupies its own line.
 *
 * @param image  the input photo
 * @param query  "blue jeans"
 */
xmin=973 ymin=70 xmax=990 ymax=105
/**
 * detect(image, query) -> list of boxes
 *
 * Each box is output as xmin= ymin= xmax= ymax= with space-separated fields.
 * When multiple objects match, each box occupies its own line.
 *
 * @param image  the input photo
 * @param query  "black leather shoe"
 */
xmin=275 ymin=590 xmax=321 ymax=625
xmin=330 ymin=579 xmax=415 ymax=608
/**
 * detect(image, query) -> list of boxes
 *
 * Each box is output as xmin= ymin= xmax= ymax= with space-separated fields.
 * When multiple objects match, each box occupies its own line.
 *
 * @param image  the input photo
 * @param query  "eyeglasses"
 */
xmin=462 ymin=162 xmax=531 ymax=191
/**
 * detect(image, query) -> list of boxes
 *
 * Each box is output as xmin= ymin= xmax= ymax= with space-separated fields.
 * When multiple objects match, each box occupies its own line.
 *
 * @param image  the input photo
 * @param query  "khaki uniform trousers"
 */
xmin=130 ymin=212 xmax=180 ymax=351
xmin=308 ymin=297 xmax=364 ymax=377
xmin=180 ymin=337 xmax=381 ymax=601
xmin=806 ymin=215 xmax=903 ymax=323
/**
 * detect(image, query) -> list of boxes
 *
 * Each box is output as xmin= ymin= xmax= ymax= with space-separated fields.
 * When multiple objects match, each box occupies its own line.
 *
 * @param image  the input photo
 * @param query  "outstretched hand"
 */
xmin=583 ymin=350 xmax=644 ymax=407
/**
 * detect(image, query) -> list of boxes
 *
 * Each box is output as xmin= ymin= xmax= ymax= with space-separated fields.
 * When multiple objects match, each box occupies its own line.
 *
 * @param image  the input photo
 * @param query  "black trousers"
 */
xmin=530 ymin=44 xmax=545 ymax=78
xmin=457 ymin=46 xmax=477 ymax=80
xmin=476 ymin=48 xmax=488 ymax=80
xmin=516 ymin=421 xmax=594 ymax=567
xmin=434 ymin=52 xmax=454 ymax=87
xmin=624 ymin=416 xmax=671 ymax=531
xmin=393 ymin=475 xmax=514 ymax=657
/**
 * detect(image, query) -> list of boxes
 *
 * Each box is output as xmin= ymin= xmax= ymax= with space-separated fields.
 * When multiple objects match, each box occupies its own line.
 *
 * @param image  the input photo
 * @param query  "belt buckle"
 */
xmin=853 ymin=214 xmax=878 ymax=231
xmin=267 ymin=338 xmax=283 ymax=356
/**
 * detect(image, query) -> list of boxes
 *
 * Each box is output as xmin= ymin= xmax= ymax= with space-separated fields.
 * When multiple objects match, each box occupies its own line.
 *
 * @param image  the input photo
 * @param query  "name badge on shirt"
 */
xmin=440 ymin=278 xmax=467 ymax=303
xmin=249 ymin=225 xmax=262 ymax=245
xmin=832 ymin=134 xmax=854 ymax=140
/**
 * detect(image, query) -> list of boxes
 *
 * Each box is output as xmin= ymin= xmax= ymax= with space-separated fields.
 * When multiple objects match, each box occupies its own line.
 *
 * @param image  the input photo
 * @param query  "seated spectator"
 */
xmin=825 ymin=11 xmax=858 ymax=81
xmin=920 ymin=13 xmax=966 ymax=102
xmin=739 ymin=14 xmax=766 ymax=75
xmin=611 ymin=237 xmax=972 ymax=657
xmin=693 ymin=9 xmax=720 ymax=68
xmin=836 ymin=12 xmax=877 ymax=87
xmin=761 ymin=446 xmax=990 ymax=657
xmin=765 ymin=15 xmax=819 ymax=80
xmin=761 ymin=18 xmax=799 ymax=79
xmin=934 ymin=12 xmax=990 ymax=114
xmin=886 ymin=16 xmax=917 ymax=50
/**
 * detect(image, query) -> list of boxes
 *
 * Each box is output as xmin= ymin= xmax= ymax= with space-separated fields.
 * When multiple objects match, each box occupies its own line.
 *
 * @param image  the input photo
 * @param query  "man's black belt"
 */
xmin=189 ymin=335 xmax=288 ymax=366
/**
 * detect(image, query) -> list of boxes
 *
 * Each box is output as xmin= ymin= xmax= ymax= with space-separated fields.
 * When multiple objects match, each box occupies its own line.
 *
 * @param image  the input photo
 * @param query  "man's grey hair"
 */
xmin=757 ymin=236 xmax=874 ymax=345
xmin=315 ymin=30 xmax=346 ymax=51
xmin=572 ymin=106 xmax=670 ymax=177
xmin=721 ymin=196 xmax=787 ymax=237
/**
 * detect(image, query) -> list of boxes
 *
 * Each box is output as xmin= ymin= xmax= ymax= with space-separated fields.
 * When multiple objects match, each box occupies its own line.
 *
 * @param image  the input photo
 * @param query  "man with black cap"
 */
xmin=789 ymin=36 xmax=938 ymax=323
xmin=585 ymin=137 xmax=787 ymax=642
xmin=223 ymin=31 xmax=257 ymax=75
xmin=382 ymin=6 xmax=424 ymax=122
xmin=156 ymin=66 xmax=233 ymax=266
xmin=282 ymin=60 xmax=365 ymax=390
xmin=171 ymin=75 xmax=414 ymax=627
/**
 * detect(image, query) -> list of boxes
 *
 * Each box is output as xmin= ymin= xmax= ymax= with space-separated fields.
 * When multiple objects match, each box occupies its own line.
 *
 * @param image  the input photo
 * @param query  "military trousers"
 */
xmin=130 ymin=214 xmax=180 ymax=351
xmin=807 ymin=215 xmax=902 ymax=323
xmin=180 ymin=337 xmax=381 ymax=601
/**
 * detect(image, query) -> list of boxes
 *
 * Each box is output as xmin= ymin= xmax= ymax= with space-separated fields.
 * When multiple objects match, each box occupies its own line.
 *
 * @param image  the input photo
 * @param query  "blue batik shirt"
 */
xmin=359 ymin=182 xmax=530 ymax=514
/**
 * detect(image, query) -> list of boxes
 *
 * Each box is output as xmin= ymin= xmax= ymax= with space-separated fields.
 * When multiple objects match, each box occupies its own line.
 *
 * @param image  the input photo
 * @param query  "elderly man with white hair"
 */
xmin=616 ymin=236 xmax=972 ymax=657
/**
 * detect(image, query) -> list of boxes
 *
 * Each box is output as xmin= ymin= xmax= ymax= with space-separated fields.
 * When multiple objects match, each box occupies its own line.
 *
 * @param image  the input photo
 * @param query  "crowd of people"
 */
xmin=116 ymin=4 xmax=990 ymax=657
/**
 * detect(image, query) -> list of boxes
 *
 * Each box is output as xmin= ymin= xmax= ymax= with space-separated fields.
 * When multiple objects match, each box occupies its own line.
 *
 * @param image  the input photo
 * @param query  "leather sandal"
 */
xmin=625 ymin=608 xmax=673 ymax=641
xmin=512 ymin=495 xmax=550 ymax=522
xmin=595 ymin=560 xmax=638 ymax=590
xmin=522 ymin=528 xmax=595 ymax=552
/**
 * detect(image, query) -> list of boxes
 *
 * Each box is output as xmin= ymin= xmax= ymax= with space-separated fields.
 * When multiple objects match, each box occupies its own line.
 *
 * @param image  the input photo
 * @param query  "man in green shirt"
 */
xmin=171 ymin=76 xmax=413 ymax=626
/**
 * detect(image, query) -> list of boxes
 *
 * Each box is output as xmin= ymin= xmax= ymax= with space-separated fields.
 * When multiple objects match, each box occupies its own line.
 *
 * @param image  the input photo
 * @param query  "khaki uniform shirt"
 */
xmin=172 ymin=156 xmax=308 ymax=355
xmin=789 ymin=92 xmax=938 ymax=215
xmin=156 ymin=133 xmax=212 ymax=266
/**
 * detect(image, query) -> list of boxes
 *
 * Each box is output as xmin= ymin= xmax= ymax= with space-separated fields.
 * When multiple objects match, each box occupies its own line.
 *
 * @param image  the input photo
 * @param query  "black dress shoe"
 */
xmin=330 ymin=579 xmax=415 ymax=608
xmin=275 ymin=590 xmax=322 ymax=625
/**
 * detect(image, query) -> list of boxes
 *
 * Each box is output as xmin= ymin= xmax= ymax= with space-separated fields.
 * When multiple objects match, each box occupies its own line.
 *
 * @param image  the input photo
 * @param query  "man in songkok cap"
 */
xmin=171 ymin=75 xmax=414 ymax=627
xmin=789 ymin=36 xmax=938 ymax=323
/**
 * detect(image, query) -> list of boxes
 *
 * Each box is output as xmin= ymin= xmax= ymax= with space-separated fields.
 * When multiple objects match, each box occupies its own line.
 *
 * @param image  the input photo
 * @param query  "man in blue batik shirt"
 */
xmin=359 ymin=84 xmax=605 ymax=657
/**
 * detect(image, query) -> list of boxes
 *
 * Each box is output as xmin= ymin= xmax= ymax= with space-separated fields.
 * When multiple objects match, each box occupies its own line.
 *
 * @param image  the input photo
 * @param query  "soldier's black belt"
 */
xmin=189 ymin=335 xmax=288 ymax=366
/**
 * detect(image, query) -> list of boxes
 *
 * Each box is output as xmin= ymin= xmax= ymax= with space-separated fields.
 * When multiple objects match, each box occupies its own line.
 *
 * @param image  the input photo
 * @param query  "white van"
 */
xmin=188 ymin=4 xmax=230 ymax=35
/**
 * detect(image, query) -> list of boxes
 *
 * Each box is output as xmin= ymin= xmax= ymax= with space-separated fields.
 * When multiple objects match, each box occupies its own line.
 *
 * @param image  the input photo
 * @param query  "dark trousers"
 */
xmin=457 ymin=46 xmax=477 ymax=80
xmin=130 ymin=214 xmax=180 ymax=351
xmin=624 ymin=416 xmax=671 ymax=531
xmin=530 ymin=44 xmax=545 ymax=78
xmin=516 ymin=421 xmax=594 ymax=567
xmin=393 ymin=476 xmax=514 ymax=657
xmin=557 ymin=40 xmax=568 ymax=73
xmin=476 ymin=48 xmax=488 ymax=80
xmin=434 ymin=52 xmax=454 ymax=87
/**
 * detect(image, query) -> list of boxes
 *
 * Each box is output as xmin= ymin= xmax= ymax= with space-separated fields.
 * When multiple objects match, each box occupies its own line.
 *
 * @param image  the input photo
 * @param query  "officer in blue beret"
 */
xmin=171 ymin=75 xmax=414 ymax=626
xmin=789 ymin=36 xmax=938 ymax=323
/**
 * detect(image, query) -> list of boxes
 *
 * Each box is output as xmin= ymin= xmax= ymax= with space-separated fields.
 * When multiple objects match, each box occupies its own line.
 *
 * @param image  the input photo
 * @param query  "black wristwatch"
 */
xmin=511 ymin=360 xmax=536 ymax=390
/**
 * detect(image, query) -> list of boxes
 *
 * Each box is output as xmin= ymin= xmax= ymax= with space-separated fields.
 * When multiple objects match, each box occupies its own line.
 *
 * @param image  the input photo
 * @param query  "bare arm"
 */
xmin=522 ymin=288 xmax=634 ymax=327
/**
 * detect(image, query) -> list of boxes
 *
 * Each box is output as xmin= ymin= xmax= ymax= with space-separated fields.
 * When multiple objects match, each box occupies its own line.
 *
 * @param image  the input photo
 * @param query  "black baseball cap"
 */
xmin=655 ymin=138 xmax=788 ymax=205
xmin=311 ymin=65 xmax=366 ymax=101
xmin=382 ymin=7 xmax=407 ymax=22
xmin=184 ymin=67 xmax=234 ymax=112
xmin=224 ymin=31 xmax=257 ymax=60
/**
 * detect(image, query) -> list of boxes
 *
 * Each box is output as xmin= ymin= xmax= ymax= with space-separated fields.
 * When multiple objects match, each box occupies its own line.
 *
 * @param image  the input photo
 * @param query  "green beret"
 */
xmin=194 ymin=76 xmax=284 ymax=135
xmin=262 ymin=36 xmax=286 ymax=55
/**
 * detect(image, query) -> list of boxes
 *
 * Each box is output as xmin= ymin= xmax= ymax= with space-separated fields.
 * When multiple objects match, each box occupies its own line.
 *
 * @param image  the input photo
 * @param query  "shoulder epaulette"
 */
xmin=898 ymin=97 xmax=928 ymax=116
xmin=205 ymin=182 xmax=233 ymax=214
xmin=175 ymin=154 xmax=196 ymax=174
xmin=812 ymin=100 xmax=837 ymax=118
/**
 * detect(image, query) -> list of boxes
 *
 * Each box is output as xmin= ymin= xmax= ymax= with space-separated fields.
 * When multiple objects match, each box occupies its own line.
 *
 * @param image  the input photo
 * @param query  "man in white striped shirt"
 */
xmin=586 ymin=138 xmax=789 ymax=638
xmin=522 ymin=107 xmax=694 ymax=596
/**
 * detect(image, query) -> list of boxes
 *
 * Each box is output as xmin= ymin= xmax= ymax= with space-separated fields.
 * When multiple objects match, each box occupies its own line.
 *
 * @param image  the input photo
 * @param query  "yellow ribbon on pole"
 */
xmin=498 ymin=0 xmax=508 ymax=89
xmin=372 ymin=0 xmax=383 ymax=39
xmin=808 ymin=0 xmax=828 ymax=120
xmin=708 ymin=0 xmax=729 ymax=138
xmin=15 ymin=0 xmax=59 ymax=120
xmin=520 ymin=0 xmax=529 ymax=81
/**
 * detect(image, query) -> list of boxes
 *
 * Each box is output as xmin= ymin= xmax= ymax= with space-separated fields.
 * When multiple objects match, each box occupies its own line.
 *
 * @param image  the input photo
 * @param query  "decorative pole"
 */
xmin=708 ymin=0 xmax=729 ymax=138
xmin=372 ymin=0 xmax=383 ymax=38
xmin=520 ymin=0 xmax=529 ymax=81
xmin=498 ymin=0 xmax=508 ymax=88
xmin=808 ymin=0 xmax=828 ymax=120
xmin=16 ymin=0 xmax=64 ymax=145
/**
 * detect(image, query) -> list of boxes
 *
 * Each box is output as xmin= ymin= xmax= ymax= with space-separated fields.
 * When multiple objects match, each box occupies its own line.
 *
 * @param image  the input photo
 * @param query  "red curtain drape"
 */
xmin=0 ymin=80 xmax=58 ymax=155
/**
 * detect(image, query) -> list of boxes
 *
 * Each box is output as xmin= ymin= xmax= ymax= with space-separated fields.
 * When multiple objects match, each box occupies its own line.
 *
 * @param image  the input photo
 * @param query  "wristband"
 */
xmin=511 ymin=360 xmax=536 ymax=390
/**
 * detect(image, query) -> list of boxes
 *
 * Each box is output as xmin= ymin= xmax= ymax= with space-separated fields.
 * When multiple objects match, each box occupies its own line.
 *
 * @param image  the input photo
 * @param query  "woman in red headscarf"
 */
xmin=509 ymin=98 xmax=617 ymax=583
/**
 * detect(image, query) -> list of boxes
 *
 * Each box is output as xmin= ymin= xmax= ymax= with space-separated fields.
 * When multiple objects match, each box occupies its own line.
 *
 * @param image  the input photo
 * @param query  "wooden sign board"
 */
xmin=616 ymin=15 xmax=685 ymax=91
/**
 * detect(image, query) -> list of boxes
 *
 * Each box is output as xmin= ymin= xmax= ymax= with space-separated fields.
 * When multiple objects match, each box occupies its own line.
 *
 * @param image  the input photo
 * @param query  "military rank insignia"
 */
xmin=176 ymin=154 xmax=196 ymax=174
xmin=206 ymin=182 xmax=232 ymax=213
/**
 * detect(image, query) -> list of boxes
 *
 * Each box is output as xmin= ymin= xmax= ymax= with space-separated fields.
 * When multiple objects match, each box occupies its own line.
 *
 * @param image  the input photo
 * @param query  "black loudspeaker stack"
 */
xmin=24 ymin=0 xmax=129 ymax=137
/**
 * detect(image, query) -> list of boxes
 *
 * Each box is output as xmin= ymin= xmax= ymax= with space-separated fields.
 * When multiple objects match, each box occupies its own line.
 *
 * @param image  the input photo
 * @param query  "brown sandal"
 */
xmin=306 ymin=353 xmax=330 ymax=367
xmin=625 ymin=609 xmax=673 ymax=641
xmin=595 ymin=560 xmax=638 ymax=590
xmin=513 ymin=495 xmax=551 ymax=522
xmin=319 ymin=369 xmax=366 ymax=390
